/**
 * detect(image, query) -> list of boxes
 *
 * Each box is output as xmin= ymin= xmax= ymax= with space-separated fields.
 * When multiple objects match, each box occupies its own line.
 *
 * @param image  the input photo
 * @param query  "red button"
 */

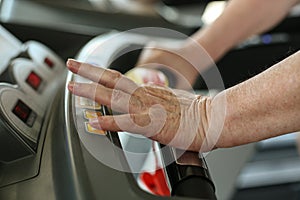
xmin=26 ymin=71 xmax=42 ymax=91
xmin=44 ymin=57 xmax=54 ymax=68
xmin=13 ymin=100 xmax=31 ymax=123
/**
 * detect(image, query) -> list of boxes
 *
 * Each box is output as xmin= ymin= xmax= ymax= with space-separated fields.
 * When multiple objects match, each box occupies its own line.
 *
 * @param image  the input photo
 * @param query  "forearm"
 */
xmin=188 ymin=0 xmax=298 ymax=62
xmin=213 ymin=51 xmax=300 ymax=148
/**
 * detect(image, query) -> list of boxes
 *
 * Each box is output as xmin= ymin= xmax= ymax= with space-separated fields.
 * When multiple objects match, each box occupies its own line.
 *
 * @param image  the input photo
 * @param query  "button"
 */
xmin=76 ymin=96 xmax=101 ymax=110
xmin=85 ymin=122 xmax=106 ymax=135
xmin=44 ymin=57 xmax=54 ymax=68
xmin=12 ymin=100 xmax=36 ymax=127
xmin=26 ymin=71 xmax=42 ymax=91
xmin=84 ymin=110 xmax=102 ymax=119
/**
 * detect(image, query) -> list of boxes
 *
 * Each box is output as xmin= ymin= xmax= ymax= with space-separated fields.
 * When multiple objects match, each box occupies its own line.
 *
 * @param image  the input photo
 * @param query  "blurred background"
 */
xmin=0 ymin=1 xmax=300 ymax=200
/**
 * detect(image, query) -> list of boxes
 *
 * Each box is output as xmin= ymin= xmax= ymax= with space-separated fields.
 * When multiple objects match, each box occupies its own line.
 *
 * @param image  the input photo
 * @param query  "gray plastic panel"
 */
xmin=0 ymin=86 xmax=43 ymax=145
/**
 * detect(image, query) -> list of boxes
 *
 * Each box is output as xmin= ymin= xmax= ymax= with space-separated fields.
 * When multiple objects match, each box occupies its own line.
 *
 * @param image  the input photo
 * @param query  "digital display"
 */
xmin=12 ymin=100 xmax=32 ymax=124
xmin=44 ymin=57 xmax=54 ymax=68
xmin=26 ymin=71 xmax=42 ymax=91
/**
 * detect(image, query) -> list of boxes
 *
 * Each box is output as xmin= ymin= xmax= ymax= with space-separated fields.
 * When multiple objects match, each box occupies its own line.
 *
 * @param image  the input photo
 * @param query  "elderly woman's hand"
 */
xmin=67 ymin=59 xmax=214 ymax=152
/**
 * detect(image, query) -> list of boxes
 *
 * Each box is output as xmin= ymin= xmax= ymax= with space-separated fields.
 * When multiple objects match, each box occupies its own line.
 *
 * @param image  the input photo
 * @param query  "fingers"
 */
xmin=68 ymin=81 xmax=133 ymax=113
xmin=67 ymin=59 xmax=138 ymax=93
xmin=89 ymin=114 xmax=147 ymax=133
xmin=89 ymin=112 xmax=165 ymax=138
xmin=68 ymin=81 xmax=111 ymax=106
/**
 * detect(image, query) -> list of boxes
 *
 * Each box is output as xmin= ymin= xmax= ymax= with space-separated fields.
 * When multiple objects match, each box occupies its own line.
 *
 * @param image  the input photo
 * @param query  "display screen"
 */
xmin=26 ymin=71 xmax=42 ymax=91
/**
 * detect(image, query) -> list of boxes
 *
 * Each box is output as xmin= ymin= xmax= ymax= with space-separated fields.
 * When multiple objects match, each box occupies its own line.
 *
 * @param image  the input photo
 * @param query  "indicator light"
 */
xmin=12 ymin=100 xmax=31 ymax=124
xmin=261 ymin=34 xmax=272 ymax=44
xmin=12 ymin=100 xmax=37 ymax=127
xmin=44 ymin=57 xmax=54 ymax=68
xmin=26 ymin=71 xmax=42 ymax=91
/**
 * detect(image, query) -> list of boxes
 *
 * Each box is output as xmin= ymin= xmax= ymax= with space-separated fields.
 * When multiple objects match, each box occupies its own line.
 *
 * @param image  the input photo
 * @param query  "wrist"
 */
xmin=202 ymin=91 xmax=228 ymax=150
xmin=188 ymin=27 xmax=234 ymax=62
xmin=180 ymin=38 xmax=217 ymax=74
xmin=193 ymin=95 xmax=217 ymax=152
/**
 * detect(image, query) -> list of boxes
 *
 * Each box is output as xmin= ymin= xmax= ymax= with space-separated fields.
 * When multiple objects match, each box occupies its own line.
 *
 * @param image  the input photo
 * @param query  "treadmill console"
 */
xmin=0 ymin=26 xmax=65 ymax=186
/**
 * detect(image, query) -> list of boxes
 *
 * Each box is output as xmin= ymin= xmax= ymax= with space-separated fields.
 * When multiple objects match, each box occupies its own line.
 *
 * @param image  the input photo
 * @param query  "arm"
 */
xmin=214 ymin=50 xmax=300 ymax=148
xmin=191 ymin=0 xmax=299 ymax=61
xmin=67 ymin=51 xmax=300 ymax=152
xmin=138 ymin=0 xmax=299 ymax=88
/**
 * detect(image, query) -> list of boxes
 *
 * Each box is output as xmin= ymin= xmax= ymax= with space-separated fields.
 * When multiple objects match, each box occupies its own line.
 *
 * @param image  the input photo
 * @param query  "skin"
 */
xmin=67 ymin=51 xmax=300 ymax=151
xmin=67 ymin=59 xmax=212 ymax=151
xmin=218 ymin=51 xmax=300 ymax=147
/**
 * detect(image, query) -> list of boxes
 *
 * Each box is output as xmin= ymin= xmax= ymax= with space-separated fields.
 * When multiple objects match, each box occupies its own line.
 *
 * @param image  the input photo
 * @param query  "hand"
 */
xmin=67 ymin=59 xmax=214 ymax=152
xmin=136 ymin=41 xmax=213 ymax=89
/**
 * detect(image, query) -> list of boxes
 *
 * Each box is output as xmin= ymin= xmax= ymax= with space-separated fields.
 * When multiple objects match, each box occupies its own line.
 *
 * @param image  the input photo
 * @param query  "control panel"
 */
xmin=75 ymin=96 xmax=107 ymax=136
xmin=0 ymin=26 xmax=66 ymax=186
xmin=0 ymin=84 xmax=43 ymax=162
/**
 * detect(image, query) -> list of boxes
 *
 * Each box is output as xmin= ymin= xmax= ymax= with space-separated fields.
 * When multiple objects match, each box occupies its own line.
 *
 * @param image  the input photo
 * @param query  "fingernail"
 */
xmin=67 ymin=59 xmax=80 ymax=73
xmin=89 ymin=118 xmax=102 ymax=129
xmin=68 ymin=81 xmax=75 ymax=91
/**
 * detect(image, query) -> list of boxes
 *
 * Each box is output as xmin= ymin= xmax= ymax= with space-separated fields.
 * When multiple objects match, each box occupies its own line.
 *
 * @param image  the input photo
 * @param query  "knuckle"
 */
xmin=88 ymin=83 xmax=98 ymax=95
xmin=109 ymin=69 xmax=122 ymax=82
xmin=77 ymin=83 xmax=94 ymax=96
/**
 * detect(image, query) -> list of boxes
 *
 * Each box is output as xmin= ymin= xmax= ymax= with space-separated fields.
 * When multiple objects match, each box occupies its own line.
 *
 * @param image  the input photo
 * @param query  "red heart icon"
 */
xmin=140 ymin=168 xmax=171 ymax=196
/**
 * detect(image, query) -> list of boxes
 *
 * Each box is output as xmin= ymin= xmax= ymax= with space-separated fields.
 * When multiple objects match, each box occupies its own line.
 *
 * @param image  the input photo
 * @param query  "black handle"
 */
xmin=172 ymin=175 xmax=216 ymax=199
xmin=161 ymin=147 xmax=217 ymax=199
